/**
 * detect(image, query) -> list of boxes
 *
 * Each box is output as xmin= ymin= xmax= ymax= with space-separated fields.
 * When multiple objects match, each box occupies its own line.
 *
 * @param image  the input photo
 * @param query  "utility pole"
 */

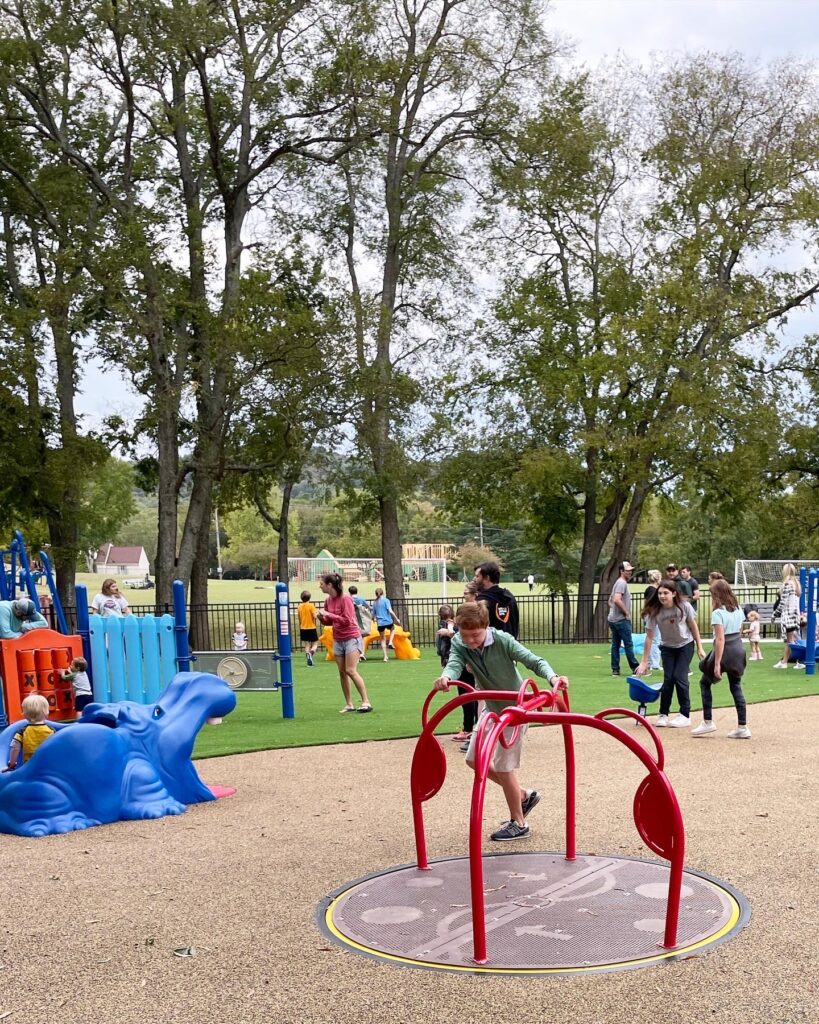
xmin=479 ymin=516 xmax=484 ymax=548
xmin=214 ymin=508 xmax=223 ymax=579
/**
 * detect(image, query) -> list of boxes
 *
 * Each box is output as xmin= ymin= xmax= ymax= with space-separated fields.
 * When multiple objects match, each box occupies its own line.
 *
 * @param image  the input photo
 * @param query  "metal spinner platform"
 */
xmin=319 ymin=851 xmax=750 ymax=975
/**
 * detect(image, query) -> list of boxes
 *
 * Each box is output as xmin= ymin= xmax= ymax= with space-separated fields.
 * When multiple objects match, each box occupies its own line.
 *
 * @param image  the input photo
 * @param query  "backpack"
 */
xmin=355 ymin=601 xmax=373 ymax=635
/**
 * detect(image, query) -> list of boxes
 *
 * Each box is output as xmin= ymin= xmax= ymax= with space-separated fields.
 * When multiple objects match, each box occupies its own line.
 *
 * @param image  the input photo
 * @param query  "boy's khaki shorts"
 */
xmin=465 ymin=712 xmax=527 ymax=772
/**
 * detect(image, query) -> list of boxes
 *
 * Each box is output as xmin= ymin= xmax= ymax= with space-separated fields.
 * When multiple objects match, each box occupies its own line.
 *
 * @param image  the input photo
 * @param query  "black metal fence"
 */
xmin=57 ymin=585 xmax=779 ymax=652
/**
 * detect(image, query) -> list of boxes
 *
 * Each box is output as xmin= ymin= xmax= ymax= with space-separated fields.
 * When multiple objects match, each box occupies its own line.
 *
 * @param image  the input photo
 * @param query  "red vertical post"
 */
xmin=562 ymin=722 xmax=577 ymax=860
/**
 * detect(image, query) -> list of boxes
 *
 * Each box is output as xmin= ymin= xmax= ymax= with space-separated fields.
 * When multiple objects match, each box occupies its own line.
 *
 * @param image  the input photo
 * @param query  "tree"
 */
xmin=443 ymin=56 xmax=819 ymax=637
xmin=312 ymin=0 xmax=553 ymax=610
xmin=0 ymin=0 xmax=370 ymax=627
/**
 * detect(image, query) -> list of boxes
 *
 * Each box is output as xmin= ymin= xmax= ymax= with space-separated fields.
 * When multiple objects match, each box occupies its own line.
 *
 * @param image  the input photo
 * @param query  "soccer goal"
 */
xmin=733 ymin=559 xmax=819 ymax=586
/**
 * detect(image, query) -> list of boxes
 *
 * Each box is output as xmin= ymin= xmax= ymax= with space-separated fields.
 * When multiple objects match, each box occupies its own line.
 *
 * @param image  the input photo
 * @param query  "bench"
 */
xmin=743 ymin=601 xmax=778 ymax=625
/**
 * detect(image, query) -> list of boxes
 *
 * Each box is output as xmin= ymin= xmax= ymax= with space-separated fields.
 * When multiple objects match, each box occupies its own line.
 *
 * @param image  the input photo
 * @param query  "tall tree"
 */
xmin=315 ymin=0 xmax=553 ymax=608
xmin=442 ymin=56 xmax=819 ymax=636
xmin=0 ymin=0 xmax=370 ymax=620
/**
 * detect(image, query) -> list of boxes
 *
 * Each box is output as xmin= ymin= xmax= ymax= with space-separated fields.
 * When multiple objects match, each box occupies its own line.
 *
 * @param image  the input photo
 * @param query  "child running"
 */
xmin=297 ymin=591 xmax=319 ymax=666
xmin=434 ymin=601 xmax=567 ymax=842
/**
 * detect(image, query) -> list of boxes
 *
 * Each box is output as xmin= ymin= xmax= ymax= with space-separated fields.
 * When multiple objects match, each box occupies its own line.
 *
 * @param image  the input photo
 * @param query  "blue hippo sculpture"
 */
xmin=0 ymin=671 xmax=237 ymax=837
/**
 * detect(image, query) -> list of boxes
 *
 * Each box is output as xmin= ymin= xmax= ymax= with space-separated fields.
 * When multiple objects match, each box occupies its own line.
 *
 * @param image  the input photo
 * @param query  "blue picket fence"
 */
xmin=87 ymin=613 xmax=178 ymax=705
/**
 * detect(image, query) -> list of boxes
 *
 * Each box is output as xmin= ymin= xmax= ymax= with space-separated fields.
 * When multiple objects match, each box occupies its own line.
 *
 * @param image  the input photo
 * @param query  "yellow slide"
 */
xmin=321 ymin=624 xmax=421 ymax=660
xmin=389 ymin=625 xmax=421 ymax=660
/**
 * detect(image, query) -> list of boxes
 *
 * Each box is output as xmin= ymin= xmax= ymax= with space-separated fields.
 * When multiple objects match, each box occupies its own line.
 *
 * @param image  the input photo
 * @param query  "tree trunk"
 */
xmin=276 ymin=479 xmax=294 ymax=586
xmin=380 ymin=495 xmax=405 ymax=620
xmin=188 ymin=496 xmax=211 ymax=651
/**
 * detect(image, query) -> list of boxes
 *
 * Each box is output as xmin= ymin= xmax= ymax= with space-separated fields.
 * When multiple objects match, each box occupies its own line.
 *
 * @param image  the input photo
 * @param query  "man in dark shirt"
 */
xmin=474 ymin=561 xmax=519 ymax=638
xmin=680 ymin=566 xmax=700 ymax=610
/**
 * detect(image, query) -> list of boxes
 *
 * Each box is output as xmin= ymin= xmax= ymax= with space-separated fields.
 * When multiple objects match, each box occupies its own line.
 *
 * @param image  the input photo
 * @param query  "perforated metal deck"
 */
xmin=319 ymin=852 xmax=750 ymax=974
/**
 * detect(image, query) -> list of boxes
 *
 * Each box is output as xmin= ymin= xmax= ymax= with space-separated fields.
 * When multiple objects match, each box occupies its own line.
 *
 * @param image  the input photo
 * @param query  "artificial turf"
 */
xmin=192 ymin=642 xmax=817 ymax=759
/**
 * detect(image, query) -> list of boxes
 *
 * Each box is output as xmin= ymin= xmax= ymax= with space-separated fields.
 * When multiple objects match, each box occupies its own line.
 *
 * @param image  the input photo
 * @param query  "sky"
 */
xmin=77 ymin=0 xmax=819 ymax=424
xmin=549 ymin=0 xmax=819 ymax=63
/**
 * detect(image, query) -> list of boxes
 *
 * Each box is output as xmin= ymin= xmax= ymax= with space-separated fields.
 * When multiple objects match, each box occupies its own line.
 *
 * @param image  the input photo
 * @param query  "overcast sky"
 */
xmin=78 ymin=0 xmax=819 ymax=424
xmin=549 ymin=0 xmax=819 ymax=62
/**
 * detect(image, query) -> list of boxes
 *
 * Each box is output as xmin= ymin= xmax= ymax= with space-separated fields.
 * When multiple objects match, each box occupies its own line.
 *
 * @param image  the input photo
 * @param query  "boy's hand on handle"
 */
xmin=433 ymin=675 xmax=453 ymax=692
xmin=550 ymin=675 xmax=568 ymax=693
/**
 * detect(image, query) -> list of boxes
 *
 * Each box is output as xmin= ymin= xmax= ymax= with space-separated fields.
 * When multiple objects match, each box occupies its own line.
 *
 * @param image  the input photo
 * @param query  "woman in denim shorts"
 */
xmin=318 ymin=573 xmax=373 ymax=713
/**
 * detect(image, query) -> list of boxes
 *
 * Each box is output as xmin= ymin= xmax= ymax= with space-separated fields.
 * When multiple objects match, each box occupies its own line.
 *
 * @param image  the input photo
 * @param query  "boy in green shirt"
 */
xmin=434 ymin=602 xmax=568 ymax=842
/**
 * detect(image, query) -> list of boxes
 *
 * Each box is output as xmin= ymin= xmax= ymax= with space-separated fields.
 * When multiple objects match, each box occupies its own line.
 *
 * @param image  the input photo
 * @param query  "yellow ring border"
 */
xmin=319 ymin=855 xmax=750 ymax=975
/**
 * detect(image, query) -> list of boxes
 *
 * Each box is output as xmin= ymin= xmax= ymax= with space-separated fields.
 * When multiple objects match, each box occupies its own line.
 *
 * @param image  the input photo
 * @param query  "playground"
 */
xmin=0 ymin=692 xmax=815 ymax=1023
xmin=1 ymin=535 xmax=817 ymax=1021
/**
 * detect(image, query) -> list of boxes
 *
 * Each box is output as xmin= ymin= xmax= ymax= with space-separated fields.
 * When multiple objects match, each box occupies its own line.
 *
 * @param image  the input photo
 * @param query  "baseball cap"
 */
xmin=11 ymin=598 xmax=35 ymax=618
xmin=666 ymin=563 xmax=677 ymax=571
xmin=620 ymin=561 xmax=634 ymax=572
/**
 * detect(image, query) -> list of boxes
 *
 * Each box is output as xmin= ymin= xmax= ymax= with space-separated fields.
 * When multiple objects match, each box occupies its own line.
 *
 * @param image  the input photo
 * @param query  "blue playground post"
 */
xmin=75 ymin=584 xmax=93 ymax=681
xmin=173 ymin=580 xmax=191 ymax=672
xmin=805 ymin=570 xmax=817 ymax=677
xmin=274 ymin=582 xmax=295 ymax=719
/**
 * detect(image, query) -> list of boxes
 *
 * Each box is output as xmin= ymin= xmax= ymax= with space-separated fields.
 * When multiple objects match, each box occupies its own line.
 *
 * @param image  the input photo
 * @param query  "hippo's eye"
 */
xmin=152 ymin=706 xmax=164 ymax=719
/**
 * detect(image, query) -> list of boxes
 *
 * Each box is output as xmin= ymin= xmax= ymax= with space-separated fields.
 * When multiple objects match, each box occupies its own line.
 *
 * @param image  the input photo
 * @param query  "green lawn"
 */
xmin=192 ymin=642 xmax=817 ymax=759
xmin=72 ymin=573 xmax=571 ymax=603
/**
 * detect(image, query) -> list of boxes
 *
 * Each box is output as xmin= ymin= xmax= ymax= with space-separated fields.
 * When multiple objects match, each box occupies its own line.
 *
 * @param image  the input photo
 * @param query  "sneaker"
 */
xmin=773 ymin=661 xmax=787 ymax=669
xmin=490 ymin=820 xmax=530 ymax=842
xmin=792 ymin=662 xmax=805 ymax=670
xmin=691 ymin=720 xmax=717 ymax=737
xmin=654 ymin=714 xmax=669 ymax=727
xmin=452 ymin=731 xmax=471 ymax=742
xmin=611 ymin=672 xmax=621 ymax=677
xmin=306 ymin=652 xmax=314 ymax=667
xmin=459 ymin=741 xmax=470 ymax=753
xmin=669 ymin=714 xmax=691 ymax=728
xmin=521 ymin=789 xmax=541 ymax=819
xmin=727 ymin=726 xmax=751 ymax=739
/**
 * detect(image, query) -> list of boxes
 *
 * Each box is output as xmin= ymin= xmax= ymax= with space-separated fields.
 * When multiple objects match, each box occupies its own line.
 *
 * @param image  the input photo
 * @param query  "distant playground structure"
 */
xmin=288 ymin=547 xmax=451 ymax=591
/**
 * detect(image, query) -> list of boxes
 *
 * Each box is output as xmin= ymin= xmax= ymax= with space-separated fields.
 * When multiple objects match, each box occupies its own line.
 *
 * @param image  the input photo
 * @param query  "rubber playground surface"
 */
xmin=0 ymin=694 xmax=816 ymax=1024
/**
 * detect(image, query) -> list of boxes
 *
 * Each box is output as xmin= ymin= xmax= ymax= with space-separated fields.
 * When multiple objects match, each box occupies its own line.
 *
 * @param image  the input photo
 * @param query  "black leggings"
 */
xmin=700 ymin=674 xmax=747 ymax=726
xmin=658 ymin=641 xmax=694 ymax=717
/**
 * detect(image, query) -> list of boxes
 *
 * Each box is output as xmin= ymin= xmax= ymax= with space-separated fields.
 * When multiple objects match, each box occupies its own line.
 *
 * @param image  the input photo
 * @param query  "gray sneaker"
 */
xmin=490 ymin=820 xmax=530 ymax=842
xmin=521 ymin=789 xmax=541 ymax=819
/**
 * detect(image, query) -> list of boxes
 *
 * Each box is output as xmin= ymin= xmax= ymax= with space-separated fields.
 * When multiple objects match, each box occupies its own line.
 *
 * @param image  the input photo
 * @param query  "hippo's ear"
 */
xmin=79 ymin=703 xmax=105 ymax=720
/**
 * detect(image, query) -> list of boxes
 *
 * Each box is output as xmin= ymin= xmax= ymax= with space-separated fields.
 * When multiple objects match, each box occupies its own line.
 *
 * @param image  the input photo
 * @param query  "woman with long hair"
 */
xmin=636 ymin=579 xmax=706 ymax=728
xmin=774 ymin=563 xmax=802 ymax=668
xmin=318 ymin=573 xmax=372 ymax=713
xmin=692 ymin=579 xmax=750 ymax=738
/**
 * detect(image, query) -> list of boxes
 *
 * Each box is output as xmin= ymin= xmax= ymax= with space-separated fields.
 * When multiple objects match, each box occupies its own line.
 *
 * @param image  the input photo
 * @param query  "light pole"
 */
xmin=214 ymin=508 xmax=223 ymax=579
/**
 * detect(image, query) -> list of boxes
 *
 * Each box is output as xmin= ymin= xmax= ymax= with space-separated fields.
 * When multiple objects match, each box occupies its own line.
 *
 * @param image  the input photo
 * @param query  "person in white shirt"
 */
xmin=636 ymin=579 xmax=705 ymax=729
xmin=91 ymin=579 xmax=131 ymax=617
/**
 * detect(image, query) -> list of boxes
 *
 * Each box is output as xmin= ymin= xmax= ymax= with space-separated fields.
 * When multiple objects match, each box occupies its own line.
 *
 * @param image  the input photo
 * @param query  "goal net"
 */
xmin=733 ymin=559 xmax=819 ymax=586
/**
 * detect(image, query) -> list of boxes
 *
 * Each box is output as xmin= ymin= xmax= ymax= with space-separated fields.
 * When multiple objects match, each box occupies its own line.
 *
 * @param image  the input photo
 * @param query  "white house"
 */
xmin=91 ymin=543 xmax=150 ymax=576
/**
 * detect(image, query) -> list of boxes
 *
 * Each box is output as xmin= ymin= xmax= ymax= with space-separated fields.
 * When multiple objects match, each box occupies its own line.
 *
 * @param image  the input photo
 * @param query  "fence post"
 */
xmin=275 ymin=582 xmax=295 ymax=719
